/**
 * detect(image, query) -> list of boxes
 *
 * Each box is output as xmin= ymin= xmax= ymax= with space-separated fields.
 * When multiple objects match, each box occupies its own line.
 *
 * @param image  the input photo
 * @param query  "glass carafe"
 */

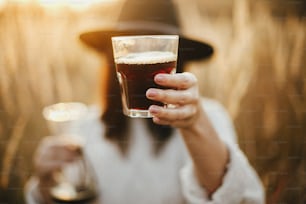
xmin=50 ymin=151 xmax=97 ymax=203
xmin=42 ymin=102 xmax=98 ymax=204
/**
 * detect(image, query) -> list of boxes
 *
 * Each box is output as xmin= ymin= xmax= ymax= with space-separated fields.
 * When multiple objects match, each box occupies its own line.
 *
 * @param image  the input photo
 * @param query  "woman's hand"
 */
xmin=146 ymin=72 xmax=201 ymax=128
xmin=33 ymin=135 xmax=82 ymax=201
xmin=147 ymin=72 xmax=228 ymax=194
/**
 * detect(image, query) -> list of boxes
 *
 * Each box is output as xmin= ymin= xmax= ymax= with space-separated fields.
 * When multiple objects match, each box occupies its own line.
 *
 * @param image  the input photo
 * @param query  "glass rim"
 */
xmin=111 ymin=35 xmax=179 ymax=41
xmin=42 ymin=102 xmax=88 ymax=122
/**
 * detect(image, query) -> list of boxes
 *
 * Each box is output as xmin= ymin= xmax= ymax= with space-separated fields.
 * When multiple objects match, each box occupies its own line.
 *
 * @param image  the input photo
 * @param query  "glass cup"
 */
xmin=111 ymin=35 xmax=179 ymax=118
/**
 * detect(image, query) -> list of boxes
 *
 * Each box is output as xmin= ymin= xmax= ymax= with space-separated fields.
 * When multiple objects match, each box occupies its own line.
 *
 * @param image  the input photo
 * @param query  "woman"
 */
xmin=25 ymin=0 xmax=264 ymax=203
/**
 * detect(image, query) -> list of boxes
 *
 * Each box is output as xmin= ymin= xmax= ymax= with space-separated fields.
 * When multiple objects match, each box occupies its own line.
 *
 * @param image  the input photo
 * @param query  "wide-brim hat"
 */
xmin=79 ymin=0 xmax=214 ymax=63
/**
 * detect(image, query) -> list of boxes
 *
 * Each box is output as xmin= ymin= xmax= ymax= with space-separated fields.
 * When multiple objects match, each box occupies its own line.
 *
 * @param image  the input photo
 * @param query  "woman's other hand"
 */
xmin=33 ymin=135 xmax=82 ymax=201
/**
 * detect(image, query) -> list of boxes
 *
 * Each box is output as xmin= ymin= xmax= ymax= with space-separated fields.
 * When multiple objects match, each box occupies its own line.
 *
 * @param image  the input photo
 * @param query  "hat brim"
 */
xmin=79 ymin=30 xmax=214 ymax=62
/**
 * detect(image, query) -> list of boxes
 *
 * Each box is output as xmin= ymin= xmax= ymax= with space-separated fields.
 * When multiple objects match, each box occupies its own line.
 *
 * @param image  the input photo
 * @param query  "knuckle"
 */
xmin=160 ymin=91 xmax=169 ymax=101
xmin=185 ymin=105 xmax=196 ymax=118
xmin=174 ymin=107 xmax=185 ymax=120
xmin=178 ymin=91 xmax=191 ymax=104
xmin=191 ymin=74 xmax=198 ymax=84
xmin=179 ymin=72 xmax=197 ymax=89
xmin=191 ymin=106 xmax=197 ymax=115
xmin=191 ymin=92 xmax=199 ymax=103
xmin=186 ymin=72 xmax=198 ymax=84
xmin=180 ymin=75 xmax=190 ymax=89
xmin=178 ymin=111 xmax=185 ymax=120
xmin=186 ymin=105 xmax=198 ymax=119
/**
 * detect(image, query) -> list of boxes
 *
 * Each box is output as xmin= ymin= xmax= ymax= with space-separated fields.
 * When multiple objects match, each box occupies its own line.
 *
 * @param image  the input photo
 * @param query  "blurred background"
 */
xmin=0 ymin=0 xmax=305 ymax=203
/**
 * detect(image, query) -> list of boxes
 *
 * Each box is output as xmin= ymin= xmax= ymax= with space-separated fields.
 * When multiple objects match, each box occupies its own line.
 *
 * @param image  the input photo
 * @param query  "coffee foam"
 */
xmin=116 ymin=51 xmax=176 ymax=64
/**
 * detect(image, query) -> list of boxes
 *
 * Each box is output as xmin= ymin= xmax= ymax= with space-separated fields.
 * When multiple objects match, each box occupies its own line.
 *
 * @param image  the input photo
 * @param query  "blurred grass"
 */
xmin=234 ymin=8 xmax=306 ymax=203
xmin=0 ymin=2 xmax=106 ymax=202
xmin=181 ymin=0 xmax=306 ymax=202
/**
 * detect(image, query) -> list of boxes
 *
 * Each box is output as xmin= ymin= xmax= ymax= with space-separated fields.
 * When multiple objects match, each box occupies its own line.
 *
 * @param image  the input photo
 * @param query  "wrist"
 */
xmin=179 ymin=107 xmax=229 ymax=192
xmin=180 ymin=107 xmax=213 ymax=140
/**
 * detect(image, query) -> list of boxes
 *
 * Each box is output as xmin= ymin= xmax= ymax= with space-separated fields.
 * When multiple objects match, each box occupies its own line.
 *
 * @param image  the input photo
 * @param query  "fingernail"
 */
xmin=155 ymin=74 xmax=165 ymax=83
xmin=149 ymin=105 xmax=159 ymax=114
xmin=146 ymin=89 xmax=158 ymax=98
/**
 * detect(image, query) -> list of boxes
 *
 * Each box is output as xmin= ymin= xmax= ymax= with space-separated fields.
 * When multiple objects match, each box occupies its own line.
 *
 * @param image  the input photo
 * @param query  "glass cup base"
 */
xmin=124 ymin=109 xmax=153 ymax=118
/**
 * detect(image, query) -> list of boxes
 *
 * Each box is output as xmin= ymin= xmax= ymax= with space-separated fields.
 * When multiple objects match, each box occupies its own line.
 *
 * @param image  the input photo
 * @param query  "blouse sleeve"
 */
xmin=179 ymin=99 xmax=265 ymax=204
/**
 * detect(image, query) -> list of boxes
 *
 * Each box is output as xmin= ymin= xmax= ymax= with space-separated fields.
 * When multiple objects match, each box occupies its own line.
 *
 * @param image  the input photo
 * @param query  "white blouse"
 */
xmin=25 ymin=98 xmax=265 ymax=204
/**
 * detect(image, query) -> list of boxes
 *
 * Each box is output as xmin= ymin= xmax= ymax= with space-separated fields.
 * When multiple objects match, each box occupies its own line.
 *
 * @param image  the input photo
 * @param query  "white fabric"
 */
xmin=24 ymin=99 xmax=265 ymax=204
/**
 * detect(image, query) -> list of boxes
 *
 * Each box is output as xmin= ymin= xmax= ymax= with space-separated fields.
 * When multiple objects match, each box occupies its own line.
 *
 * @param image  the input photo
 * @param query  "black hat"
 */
xmin=79 ymin=0 xmax=213 ymax=62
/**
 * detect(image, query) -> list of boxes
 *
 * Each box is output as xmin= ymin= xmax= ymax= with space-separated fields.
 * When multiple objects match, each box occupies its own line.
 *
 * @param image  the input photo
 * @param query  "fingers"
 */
xmin=154 ymin=72 xmax=198 ymax=89
xmin=147 ymin=88 xmax=198 ymax=105
xmin=149 ymin=104 xmax=198 ymax=126
xmin=146 ymin=72 xmax=201 ymax=128
xmin=146 ymin=72 xmax=199 ymax=105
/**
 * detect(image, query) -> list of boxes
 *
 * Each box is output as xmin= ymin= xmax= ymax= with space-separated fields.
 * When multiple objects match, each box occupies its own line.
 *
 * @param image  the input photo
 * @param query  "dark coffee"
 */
xmin=115 ymin=51 xmax=177 ymax=110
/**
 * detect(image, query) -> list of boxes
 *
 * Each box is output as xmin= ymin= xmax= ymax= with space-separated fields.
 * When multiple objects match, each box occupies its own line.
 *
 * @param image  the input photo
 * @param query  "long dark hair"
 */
xmin=100 ymin=48 xmax=185 ymax=155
